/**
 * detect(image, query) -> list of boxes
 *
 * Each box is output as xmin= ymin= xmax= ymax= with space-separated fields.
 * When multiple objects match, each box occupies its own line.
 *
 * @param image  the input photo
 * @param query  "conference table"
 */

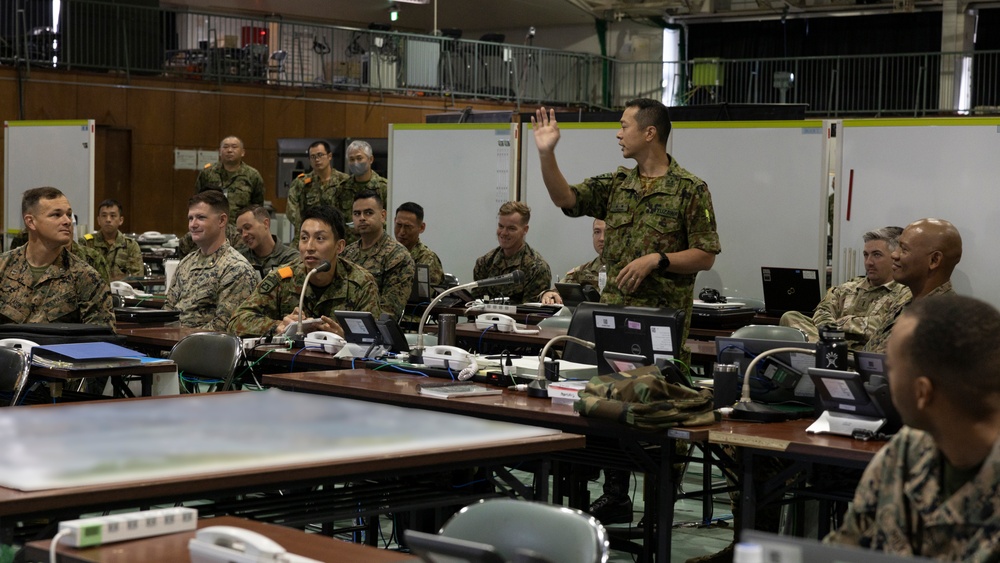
xmin=0 ymin=391 xmax=582 ymax=548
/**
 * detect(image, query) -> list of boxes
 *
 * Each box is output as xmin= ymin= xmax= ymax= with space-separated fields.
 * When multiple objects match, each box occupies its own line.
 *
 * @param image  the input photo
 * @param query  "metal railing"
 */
xmin=3 ymin=0 xmax=999 ymax=117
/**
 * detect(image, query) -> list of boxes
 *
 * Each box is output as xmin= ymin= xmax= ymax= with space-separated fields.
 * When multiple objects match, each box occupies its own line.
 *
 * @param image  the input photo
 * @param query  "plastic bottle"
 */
xmin=597 ymin=264 xmax=607 ymax=293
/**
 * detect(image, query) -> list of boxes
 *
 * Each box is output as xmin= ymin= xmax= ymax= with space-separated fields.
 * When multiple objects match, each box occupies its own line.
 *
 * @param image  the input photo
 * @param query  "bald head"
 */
xmin=892 ymin=218 xmax=962 ymax=298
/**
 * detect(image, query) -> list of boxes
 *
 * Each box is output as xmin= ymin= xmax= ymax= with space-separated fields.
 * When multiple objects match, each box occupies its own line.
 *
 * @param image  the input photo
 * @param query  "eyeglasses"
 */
xmin=308 ymin=153 xmax=329 ymax=161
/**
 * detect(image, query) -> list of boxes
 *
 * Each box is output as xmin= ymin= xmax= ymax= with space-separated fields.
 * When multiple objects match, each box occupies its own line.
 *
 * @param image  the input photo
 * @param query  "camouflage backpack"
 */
xmin=574 ymin=365 xmax=717 ymax=430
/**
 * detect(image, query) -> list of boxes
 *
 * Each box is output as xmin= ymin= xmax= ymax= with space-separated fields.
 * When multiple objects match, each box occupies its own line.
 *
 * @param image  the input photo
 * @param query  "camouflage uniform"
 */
xmin=239 ymin=235 xmax=300 ymax=278
xmin=228 ymin=257 xmax=381 ymax=337
xmin=472 ymin=244 xmax=552 ymax=305
xmin=164 ymin=241 xmax=260 ymax=331
xmin=177 ymin=223 xmax=246 ymax=259
xmin=826 ymin=426 xmax=1000 ymax=559
xmin=70 ymin=241 xmax=111 ymax=283
xmin=409 ymin=241 xmax=444 ymax=287
xmin=285 ymin=169 xmax=351 ymax=236
xmin=80 ymin=231 xmax=142 ymax=281
xmin=343 ymin=231 xmax=415 ymax=320
xmin=862 ymin=281 xmax=955 ymax=353
xmin=0 ymin=246 xmax=114 ymax=326
xmin=194 ymin=161 xmax=265 ymax=223
xmin=780 ymin=277 xmax=911 ymax=346
xmin=565 ymin=158 xmax=721 ymax=364
xmin=564 ymin=255 xmax=605 ymax=288
xmin=337 ymin=171 xmax=388 ymax=213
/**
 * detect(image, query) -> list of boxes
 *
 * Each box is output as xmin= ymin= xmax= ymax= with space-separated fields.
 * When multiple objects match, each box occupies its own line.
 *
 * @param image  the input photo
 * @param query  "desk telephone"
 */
xmin=302 ymin=331 xmax=347 ymax=354
xmin=111 ymin=281 xmax=152 ymax=298
xmin=423 ymin=345 xmax=479 ymax=379
xmin=474 ymin=313 xmax=539 ymax=334
xmin=189 ymin=525 xmax=322 ymax=563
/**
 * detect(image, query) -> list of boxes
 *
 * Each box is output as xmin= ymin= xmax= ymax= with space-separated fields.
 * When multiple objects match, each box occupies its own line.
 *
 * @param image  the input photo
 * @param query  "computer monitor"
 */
xmin=333 ymin=310 xmax=381 ymax=345
xmin=716 ymin=336 xmax=818 ymax=406
xmin=760 ymin=266 xmax=822 ymax=316
xmin=591 ymin=306 xmax=684 ymax=375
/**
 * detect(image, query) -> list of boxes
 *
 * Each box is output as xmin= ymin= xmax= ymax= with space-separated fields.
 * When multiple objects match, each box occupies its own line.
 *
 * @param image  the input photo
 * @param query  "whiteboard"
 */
xmin=388 ymin=124 xmax=516 ymax=285
xmin=521 ymin=122 xmax=632 ymax=282
xmin=4 ymin=120 xmax=96 ymax=244
xmin=839 ymin=118 xmax=1000 ymax=307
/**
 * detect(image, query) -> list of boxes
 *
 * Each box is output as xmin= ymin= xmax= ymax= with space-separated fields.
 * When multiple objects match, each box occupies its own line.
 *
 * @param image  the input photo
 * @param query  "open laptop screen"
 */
xmin=761 ymin=266 xmax=822 ymax=315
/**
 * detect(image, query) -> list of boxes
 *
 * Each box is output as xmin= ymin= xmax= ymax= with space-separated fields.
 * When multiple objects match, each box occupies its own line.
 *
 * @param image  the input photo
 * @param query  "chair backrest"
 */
xmin=168 ymin=332 xmax=242 ymax=390
xmin=731 ymin=324 xmax=807 ymax=342
xmin=562 ymin=302 xmax=604 ymax=365
xmin=0 ymin=346 xmax=31 ymax=407
xmin=438 ymin=499 xmax=608 ymax=563
xmin=0 ymin=338 xmax=38 ymax=354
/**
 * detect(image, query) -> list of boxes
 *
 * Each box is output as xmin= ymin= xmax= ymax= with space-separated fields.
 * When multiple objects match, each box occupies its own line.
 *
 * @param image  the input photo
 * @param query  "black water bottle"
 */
xmin=816 ymin=325 xmax=848 ymax=371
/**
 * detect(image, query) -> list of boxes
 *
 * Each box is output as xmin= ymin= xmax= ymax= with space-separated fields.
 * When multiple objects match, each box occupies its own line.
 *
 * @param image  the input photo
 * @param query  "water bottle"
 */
xmin=597 ymin=264 xmax=607 ymax=293
xmin=816 ymin=324 xmax=848 ymax=371
xmin=438 ymin=314 xmax=457 ymax=347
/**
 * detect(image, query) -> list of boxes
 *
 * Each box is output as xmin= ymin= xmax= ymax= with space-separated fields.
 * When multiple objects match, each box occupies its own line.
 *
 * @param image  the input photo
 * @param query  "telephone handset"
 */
xmin=474 ymin=313 xmax=539 ymax=335
xmin=303 ymin=331 xmax=347 ymax=354
xmin=282 ymin=318 xmax=324 ymax=336
xmin=111 ymin=281 xmax=152 ymax=298
xmin=189 ymin=525 xmax=322 ymax=563
xmin=423 ymin=345 xmax=476 ymax=372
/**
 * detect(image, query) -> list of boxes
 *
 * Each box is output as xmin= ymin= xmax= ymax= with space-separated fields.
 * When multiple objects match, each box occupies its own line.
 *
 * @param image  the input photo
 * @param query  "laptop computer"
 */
xmin=554 ymin=282 xmax=600 ymax=308
xmin=761 ymin=267 xmax=822 ymax=316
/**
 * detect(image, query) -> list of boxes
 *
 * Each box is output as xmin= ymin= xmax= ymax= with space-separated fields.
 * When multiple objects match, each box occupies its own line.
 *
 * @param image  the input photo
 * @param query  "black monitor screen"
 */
xmin=808 ymin=367 xmax=882 ymax=419
xmin=592 ymin=306 xmax=684 ymax=375
xmin=334 ymin=310 xmax=380 ymax=345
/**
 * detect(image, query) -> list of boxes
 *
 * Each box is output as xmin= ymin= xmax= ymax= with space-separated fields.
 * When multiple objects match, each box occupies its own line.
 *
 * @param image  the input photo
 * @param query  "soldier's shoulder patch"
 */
xmin=203 ymin=163 xmax=213 ymax=169
xmin=83 ymin=233 xmax=94 ymax=240
xmin=277 ymin=266 xmax=293 ymax=279
xmin=302 ymin=176 xmax=312 ymax=184
xmin=259 ymin=274 xmax=280 ymax=294
xmin=296 ymin=173 xmax=306 ymax=178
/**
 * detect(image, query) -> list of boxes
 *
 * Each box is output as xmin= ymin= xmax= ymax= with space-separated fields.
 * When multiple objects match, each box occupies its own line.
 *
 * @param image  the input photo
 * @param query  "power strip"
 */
xmin=482 ymin=303 xmax=517 ymax=314
xmin=242 ymin=336 xmax=289 ymax=350
xmin=58 ymin=507 xmax=198 ymax=548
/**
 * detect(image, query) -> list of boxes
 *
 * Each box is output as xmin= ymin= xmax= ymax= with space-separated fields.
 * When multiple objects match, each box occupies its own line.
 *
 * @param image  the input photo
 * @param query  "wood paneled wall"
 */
xmin=0 ymin=68 xmax=517 ymax=236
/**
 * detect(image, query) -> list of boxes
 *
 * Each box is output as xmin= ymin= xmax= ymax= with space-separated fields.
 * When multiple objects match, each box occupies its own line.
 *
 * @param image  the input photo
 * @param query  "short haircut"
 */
xmin=625 ymin=98 xmax=672 ymax=144
xmin=395 ymin=201 xmax=425 ymax=222
xmin=301 ymin=205 xmax=346 ymax=242
xmin=308 ymin=140 xmax=331 ymax=154
xmin=189 ymin=190 xmax=230 ymax=216
xmin=354 ymin=189 xmax=384 ymax=210
xmin=347 ymin=140 xmax=373 ymax=158
xmin=220 ymin=136 xmax=244 ymax=149
xmin=901 ymin=295 xmax=1000 ymax=418
xmin=863 ymin=226 xmax=904 ymax=251
xmin=499 ymin=201 xmax=531 ymax=224
xmin=237 ymin=205 xmax=269 ymax=223
xmin=98 ymin=198 xmax=124 ymax=215
xmin=22 ymin=187 xmax=65 ymax=216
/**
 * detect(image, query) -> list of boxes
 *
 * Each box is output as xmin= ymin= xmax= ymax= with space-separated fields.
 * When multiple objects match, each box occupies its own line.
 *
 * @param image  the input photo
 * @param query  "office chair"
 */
xmin=169 ymin=332 xmax=242 ymax=393
xmin=731 ymin=324 xmax=807 ymax=342
xmin=0 ymin=345 xmax=32 ymax=407
xmin=406 ymin=499 xmax=608 ymax=563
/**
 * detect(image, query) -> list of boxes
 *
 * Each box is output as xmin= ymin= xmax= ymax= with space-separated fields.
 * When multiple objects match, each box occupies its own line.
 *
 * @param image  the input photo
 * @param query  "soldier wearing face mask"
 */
xmin=338 ymin=140 xmax=388 ymax=212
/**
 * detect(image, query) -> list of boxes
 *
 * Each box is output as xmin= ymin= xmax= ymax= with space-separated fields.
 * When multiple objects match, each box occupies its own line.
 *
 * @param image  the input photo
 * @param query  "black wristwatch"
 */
xmin=657 ymin=252 xmax=671 ymax=270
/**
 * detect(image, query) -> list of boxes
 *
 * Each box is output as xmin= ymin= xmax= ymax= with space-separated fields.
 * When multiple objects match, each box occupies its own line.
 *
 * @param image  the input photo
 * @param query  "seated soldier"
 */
xmin=472 ymin=201 xmax=552 ymax=304
xmin=228 ymin=206 xmax=381 ymax=337
xmin=80 ymin=198 xmax=144 ymax=281
xmin=236 ymin=205 xmax=300 ymax=277
xmin=540 ymin=218 xmax=606 ymax=304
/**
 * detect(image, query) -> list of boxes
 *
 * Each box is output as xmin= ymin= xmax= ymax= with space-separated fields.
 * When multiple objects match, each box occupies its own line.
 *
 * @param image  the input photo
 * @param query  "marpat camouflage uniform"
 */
xmin=409 ymin=241 xmax=444 ymax=287
xmin=862 ymin=281 xmax=955 ymax=353
xmin=194 ymin=161 xmax=265 ymax=223
xmin=80 ymin=231 xmax=143 ymax=281
xmin=285 ymin=169 xmax=351 ymax=237
xmin=70 ymin=240 xmax=110 ymax=283
xmin=565 ymin=158 xmax=721 ymax=365
xmin=176 ymin=222 xmax=247 ymax=259
xmin=228 ymin=257 xmax=381 ymax=337
xmin=780 ymin=277 xmax=911 ymax=346
xmin=343 ymin=231 xmax=414 ymax=320
xmin=826 ymin=426 xmax=1000 ymax=560
xmin=472 ymin=244 xmax=552 ymax=305
xmin=239 ymin=235 xmax=300 ymax=278
xmin=164 ymin=241 xmax=259 ymax=331
xmin=0 ymin=246 xmax=114 ymax=326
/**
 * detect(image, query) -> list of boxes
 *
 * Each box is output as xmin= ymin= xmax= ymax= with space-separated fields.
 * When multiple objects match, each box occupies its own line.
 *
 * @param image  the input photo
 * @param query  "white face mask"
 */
xmin=348 ymin=161 xmax=369 ymax=177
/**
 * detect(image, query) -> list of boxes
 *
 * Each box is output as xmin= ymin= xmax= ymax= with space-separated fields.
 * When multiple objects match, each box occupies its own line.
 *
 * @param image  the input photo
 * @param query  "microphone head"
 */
xmin=510 ymin=270 xmax=524 ymax=284
xmin=314 ymin=260 xmax=332 ymax=273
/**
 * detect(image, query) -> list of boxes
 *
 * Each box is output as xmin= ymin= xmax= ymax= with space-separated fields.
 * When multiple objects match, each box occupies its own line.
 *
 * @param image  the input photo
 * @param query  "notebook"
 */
xmin=761 ymin=267 xmax=822 ymax=316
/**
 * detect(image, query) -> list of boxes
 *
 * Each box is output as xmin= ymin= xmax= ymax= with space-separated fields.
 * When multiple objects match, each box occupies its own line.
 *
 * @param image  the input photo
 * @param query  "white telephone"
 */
xmin=189 ymin=525 xmax=322 ymax=563
xmin=474 ymin=313 xmax=539 ymax=334
xmin=423 ymin=345 xmax=475 ymax=371
xmin=303 ymin=331 xmax=347 ymax=354
xmin=111 ymin=281 xmax=152 ymax=298
xmin=283 ymin=318 xmax=324 ymax=336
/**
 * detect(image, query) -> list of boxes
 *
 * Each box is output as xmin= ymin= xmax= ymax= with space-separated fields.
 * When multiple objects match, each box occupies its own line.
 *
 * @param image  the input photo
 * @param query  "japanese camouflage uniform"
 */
xmin=565 ymin=158 xmax=721 ymax=365
xmin=862 ymin=281 xmax=955 ymax=353
xmin=472 ymin=244 xmax=552 ymax=305
xmin=408 ymin=241 xmax=444 ymax=287
xmin=164 ymin=241 xmax=260 ymax=331
xmin=194 ymin=161 xmax=265 ymax=222
xmin=239 ymin=235 xmax=300 ymax=278
xmin=780 ymin=277 xmax=911 ymax=346
xmin=80 ymin=231 xmax=143 ymax=281
xmin=826 ymin=426 xmax=1000 ymax=560
xmin=285 ymin=169 xmax=351 ymax=237
xmin=227 ymin=257 xmax=381 ymax=337
xmin=564 ymin=255 xmax=605 ymax=288
xmin=0 ymin=246 xmax=114 ymax=326
xmin=70 ymin=240 xmax=111 ymax=283
xmin=342 ymin=231 xmax=415 ymax=320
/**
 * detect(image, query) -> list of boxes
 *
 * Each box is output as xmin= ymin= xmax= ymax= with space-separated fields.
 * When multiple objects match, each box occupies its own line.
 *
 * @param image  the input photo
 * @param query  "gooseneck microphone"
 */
xmin=411 ymin=270 xmax=524 ymax=364
xmin=290 ymin=260 xmax=331 ymax=347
